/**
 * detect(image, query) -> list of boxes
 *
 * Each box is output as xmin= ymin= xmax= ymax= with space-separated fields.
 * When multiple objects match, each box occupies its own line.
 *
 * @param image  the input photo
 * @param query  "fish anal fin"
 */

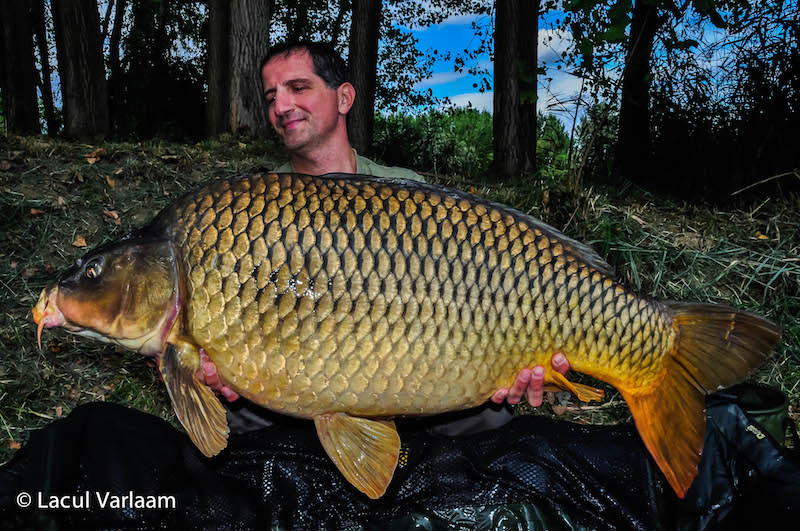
xmin=314 ymin=412 xmax=400 ymax=499
xmin=159 ymin=341 xmax=229 ymax=457
xmin=547 ymin=370 xmax=605 ymax=403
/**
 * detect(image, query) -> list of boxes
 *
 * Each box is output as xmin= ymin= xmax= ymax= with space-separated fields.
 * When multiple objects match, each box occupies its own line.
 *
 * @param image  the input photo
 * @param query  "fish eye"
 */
xmin=85 ymin=259 xmax=103 ymax=279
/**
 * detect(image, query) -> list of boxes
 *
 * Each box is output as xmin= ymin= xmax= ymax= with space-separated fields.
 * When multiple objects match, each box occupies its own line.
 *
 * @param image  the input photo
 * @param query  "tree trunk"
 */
xmin=207 ymin=0 xmax=231 ymax=137
xmin=107 ymin=0 xmax=126 ymax=137
xmin=0 ymin=0 xmax=41 ymax=135
xmin=613 ymin=0 xmax=663 ymax=183
xmin=31 ymin=0 xmax=58 ymax=135
xmin=518 ymin=0 xmax=538 ymax=175
xmin=52 ymin=0 xmax=109 ymax=138
xmin=492 ymin=0 xmax=522 ymax=179
xmin=348 ymin=0 xmax=382 ymax=155
xmin=228 ymin=0 xmax=270 ymax=135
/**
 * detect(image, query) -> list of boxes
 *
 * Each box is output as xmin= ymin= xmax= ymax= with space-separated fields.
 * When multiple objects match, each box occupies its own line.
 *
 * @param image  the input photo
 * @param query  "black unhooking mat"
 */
xmin=1 ymin=390 xmax=799 ymax=530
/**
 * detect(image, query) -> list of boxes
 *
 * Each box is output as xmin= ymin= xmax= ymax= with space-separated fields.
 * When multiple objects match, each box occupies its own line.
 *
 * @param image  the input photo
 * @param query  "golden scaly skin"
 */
xmin=155 ymin=173 xmax=675 ymax=419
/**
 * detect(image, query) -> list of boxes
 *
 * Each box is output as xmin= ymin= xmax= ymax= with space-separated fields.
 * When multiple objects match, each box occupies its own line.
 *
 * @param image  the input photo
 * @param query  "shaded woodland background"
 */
xmin=1 ymin=0 xmax=799 ymax=199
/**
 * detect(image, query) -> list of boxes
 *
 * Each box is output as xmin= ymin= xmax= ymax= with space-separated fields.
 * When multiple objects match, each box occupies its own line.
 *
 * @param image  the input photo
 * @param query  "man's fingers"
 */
xmin=551 ymin=352 xmax=570 ymax=375
xmin=490 ymin=388 xmax=509 ymax=404
xmin=507 ymin=369 xmax=531 ymax=405
xmin=203 ymin=361 xmax=220 ymax=388
xmin=526 ymin=366 xmax=545 ymax=407
xmin=220 ymin=386 xmax=240 ymax=402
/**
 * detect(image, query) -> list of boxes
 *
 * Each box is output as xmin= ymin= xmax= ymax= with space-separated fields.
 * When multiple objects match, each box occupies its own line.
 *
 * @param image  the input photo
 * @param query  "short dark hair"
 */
xmin=260 ymin=41 xmax=349 ymax=89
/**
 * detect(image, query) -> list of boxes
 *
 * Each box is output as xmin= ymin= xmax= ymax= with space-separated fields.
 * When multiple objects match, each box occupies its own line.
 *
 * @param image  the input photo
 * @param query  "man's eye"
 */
xmin=293 ymin=85 xmax=306 ymax=92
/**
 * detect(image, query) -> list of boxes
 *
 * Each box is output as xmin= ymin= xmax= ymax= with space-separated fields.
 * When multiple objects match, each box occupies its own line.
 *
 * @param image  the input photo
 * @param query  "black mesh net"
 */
xmin=2 ymin=389 xmax=799 ymax=530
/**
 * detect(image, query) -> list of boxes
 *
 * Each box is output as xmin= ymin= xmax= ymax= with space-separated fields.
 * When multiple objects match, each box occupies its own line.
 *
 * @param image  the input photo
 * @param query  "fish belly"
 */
xmin=173 ymin=174 xmax=674 ymax=418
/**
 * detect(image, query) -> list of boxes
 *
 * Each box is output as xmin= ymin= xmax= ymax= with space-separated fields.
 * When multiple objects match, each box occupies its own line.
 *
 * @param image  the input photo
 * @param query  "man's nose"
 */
xmin=273 ymin=90 xmax=293 ymax=115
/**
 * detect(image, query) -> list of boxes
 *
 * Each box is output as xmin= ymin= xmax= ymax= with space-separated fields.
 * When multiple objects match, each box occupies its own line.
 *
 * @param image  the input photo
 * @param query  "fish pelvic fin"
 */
xmin=314 ymin=413 xmax=401 ymax=499
xmin=621 ymin=302 xmax=780 ymax=499
xmin=159 ymin=341 xmax=229 ymax=458
xmin=548 ymin=370 xmax=605 ymax=402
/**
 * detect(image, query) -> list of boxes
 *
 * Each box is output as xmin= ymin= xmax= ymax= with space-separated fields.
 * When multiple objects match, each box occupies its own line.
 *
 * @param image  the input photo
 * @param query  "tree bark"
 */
xmin=492 ymin=0 xmax=522 ymax=178
xmin=348 ymin=0 xmax=382 ymax=155
xmin=52 ymin=0 xmax=109 ymax=138
xmin=31 ymin=0 xmax=58 ymax=135
xmin=228 ymin=0 xmax=270 ymax=135
xmin=613 ymin=0 xmax=663 ymax=183
xmin=207 ymin=0 xmax=231 ymax=137
xmin=0 ymin=0 xmax=41 ymax=135
xmin=518 ymin=0 xmax=538 ymax=174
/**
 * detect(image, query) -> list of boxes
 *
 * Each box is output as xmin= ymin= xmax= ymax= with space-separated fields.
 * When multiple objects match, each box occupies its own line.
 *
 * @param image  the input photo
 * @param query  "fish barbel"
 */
xmin=32 ymin=173 xmax=780 ymax=499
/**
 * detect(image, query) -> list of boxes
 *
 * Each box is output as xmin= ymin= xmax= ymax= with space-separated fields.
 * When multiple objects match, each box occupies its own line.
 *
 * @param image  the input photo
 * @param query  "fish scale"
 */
xmin=160 ymin=173 xmax=666 ymax=417
xmin=34 ymin=172 xmax=779 ymax=498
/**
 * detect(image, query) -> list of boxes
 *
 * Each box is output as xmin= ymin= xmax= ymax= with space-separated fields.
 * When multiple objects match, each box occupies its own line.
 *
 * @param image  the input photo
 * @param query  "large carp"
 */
xmin=32 ymin=173 xmax=780 ymax=499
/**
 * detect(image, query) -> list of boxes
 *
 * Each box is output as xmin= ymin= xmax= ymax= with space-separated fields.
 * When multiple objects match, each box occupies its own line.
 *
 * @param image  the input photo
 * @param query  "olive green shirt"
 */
xmin=273 ymin=149 xmax=426 ymax=183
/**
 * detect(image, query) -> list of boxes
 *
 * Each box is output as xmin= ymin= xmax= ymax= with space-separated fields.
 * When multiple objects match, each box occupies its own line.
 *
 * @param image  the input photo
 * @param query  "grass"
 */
xmin=1 ymin=134 xmax=798 ymax=465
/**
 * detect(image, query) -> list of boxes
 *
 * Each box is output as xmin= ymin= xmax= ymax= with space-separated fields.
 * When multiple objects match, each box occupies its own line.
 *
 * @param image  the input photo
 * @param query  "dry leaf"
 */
xmin=55 ymin=406 xmax=63 ymax=418
xmin=56 ymin=196 xmax=66 ymax=209
xmin=30 ymin=208 xmax=46 ymax=215
xmin=114 ymin=167 xmax=123 ymax=175
xmin=10 ymin=261 xmax=17 ymax=269
xmin=106 ymin=175 xmax=116 ymax=190
xmin=45 ymin=263 xmax=55 ymax=274
xmin=86 ymin=147 xmax=105 ymax=159
xmin=103 ymin=209 xmax=121 ymax=225
xmin=9 ymin=440 xmax=21 ymax=450
xmin=73 ymin=235 xmax=87 ymax=247
xmin=87 ymin=157 xmax=98 ymax=164
xmin=0 ymin=160 xmax=10 ymax=171
xmin=755 ymin=231 xmax=769 ymax=240
xmin=551 ymin=405 xmax=568 ymax=415
xmin=238 ymin=142 xmax=247 ymax=149
xmin=22 ymin=266 xmax=38 ymax=278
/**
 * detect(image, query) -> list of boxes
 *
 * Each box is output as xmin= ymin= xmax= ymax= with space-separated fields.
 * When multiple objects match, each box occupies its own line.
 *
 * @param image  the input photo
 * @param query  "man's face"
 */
xmin=261 ymin=50 xmax=343 ymax=153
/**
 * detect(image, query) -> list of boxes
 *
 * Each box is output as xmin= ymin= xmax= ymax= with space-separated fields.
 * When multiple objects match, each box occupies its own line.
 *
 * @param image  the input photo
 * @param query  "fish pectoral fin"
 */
xmin=159 ymin=342 xmax=229 ymax=457
xmin=314 ymin=412 xmax=400 ymax=500
xmin=548 ymin=371 xmax=605 ymax=403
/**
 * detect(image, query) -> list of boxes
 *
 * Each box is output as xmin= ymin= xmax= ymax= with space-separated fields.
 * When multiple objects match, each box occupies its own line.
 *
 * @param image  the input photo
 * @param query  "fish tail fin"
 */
xmin=620 ymin=302 xmax=780 ymax=498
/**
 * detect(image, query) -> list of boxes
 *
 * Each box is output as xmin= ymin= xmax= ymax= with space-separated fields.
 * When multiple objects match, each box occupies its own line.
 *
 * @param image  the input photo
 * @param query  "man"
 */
xmin=198 ymin=41 xmax=571 ymax=434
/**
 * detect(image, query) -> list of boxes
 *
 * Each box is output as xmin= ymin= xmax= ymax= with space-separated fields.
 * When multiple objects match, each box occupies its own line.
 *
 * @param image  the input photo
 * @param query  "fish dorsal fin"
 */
xmin=314 ymin=412 xmax=401 ymax=499
xmin=159 ymin=342 xmax=229 ymax=457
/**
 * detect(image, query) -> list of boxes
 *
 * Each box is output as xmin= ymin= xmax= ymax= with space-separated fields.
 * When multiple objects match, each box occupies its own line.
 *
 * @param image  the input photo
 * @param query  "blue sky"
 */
xmin=403 ymin=10 xmax=584 ymax=124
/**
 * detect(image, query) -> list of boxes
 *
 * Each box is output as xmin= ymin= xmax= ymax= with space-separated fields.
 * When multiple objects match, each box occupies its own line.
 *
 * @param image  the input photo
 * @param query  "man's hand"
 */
xmin=490 ymin=353 xmax=570 ymax=407
xmin=195 ymin=348 xmax=240 ymax=402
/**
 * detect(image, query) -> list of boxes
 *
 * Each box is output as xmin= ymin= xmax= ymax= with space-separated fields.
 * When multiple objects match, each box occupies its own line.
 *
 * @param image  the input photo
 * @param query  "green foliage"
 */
xmin=536 ymin=112 xmax=571 ymax=182
xmin=373 ymin=108 xmax=493 ymax=178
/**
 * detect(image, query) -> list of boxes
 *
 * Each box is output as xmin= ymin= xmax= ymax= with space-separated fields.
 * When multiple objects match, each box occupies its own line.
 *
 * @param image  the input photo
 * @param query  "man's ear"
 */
xmin=337 ymin=83 xmax=356 ymax=114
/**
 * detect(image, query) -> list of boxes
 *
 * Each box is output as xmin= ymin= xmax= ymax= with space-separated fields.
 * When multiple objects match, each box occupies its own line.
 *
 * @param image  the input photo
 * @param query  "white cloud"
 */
xmin=447 ymin=91 xmax=494 ymax=112
xmin=538 ymin=29 xmax=573 ymax=64
xmin=414 ymin=71 xmax=467 ymax=89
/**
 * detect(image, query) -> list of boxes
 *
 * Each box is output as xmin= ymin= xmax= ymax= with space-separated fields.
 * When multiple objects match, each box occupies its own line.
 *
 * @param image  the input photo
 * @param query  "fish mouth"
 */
xmin=32 ymin=288 xmax=66 ymax=349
